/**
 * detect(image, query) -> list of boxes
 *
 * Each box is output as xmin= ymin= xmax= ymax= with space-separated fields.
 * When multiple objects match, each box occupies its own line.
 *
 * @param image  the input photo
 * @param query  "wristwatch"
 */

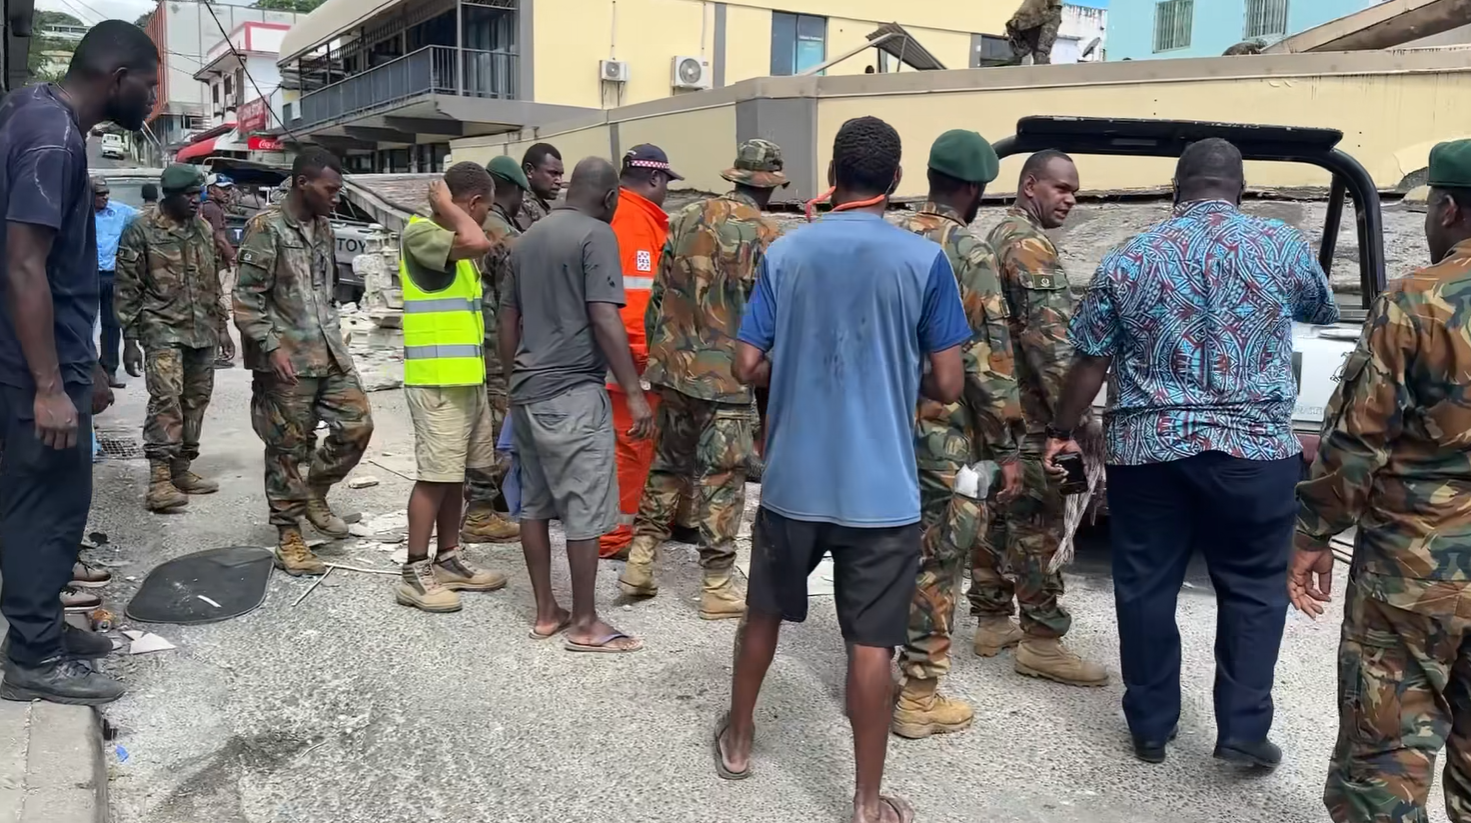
xmin=1044 ymin=424 xmax=1072 ymax=441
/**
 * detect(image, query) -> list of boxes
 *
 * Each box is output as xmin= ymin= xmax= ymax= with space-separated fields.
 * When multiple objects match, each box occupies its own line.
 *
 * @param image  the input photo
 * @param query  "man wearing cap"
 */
xmin=617 ymin=139 xmax=785 ymax=618
xmin=93 ymin=176 xmax=137 ymax=388
xmin=599 ymin=144 xmax=682 ymax=558
xmin=201 ymin=174 xmax=237 ymax=369
xmin=1292 ymin=138 xmax=1471 ymax=820
xmin=889 ymin=130 xmax=1024 ymax=738
xmin=115 ymin=164 xmax=229 ymax=512
xmin=970 ymin=148 xmax=1108 ymax=691
xmin=460 ymin=154 xmax=530 ymax=545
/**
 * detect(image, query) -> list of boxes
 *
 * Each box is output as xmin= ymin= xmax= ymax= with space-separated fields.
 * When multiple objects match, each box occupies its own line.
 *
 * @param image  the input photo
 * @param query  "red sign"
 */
xmin=238 ymin=97 xmax=269 ymax=133
xmin=248 ymin=136 xmax=283 ymax=152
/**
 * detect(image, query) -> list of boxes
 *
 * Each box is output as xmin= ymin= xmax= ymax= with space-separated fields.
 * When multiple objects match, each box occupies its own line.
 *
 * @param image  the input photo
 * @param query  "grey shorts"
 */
xmin=511 ymin=383 xmax=618 ymax=540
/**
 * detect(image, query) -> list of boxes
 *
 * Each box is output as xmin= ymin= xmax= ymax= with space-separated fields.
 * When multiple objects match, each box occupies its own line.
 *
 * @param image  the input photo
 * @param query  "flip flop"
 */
xmin=712 ymin=712 xmax=751 ymax=781
xmin=564 ymin=630 xmax=644 ymax=654
xmin=879 ymin=796 xmax=916 ymax=823
xmin=528 ymin=614 xmax=573 ymax=640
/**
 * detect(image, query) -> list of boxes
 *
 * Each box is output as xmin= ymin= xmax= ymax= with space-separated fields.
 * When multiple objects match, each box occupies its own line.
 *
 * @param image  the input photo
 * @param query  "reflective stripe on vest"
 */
xmin=623 ymin=276 xmax=655 ymax=290
xmin=400 ymin=215 xmax=485 ymax=387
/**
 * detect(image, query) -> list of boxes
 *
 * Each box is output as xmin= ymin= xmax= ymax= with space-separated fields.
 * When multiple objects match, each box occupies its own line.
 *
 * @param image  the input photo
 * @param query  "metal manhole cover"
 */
xmin=96 ymin=431 xmax=144 ymax=460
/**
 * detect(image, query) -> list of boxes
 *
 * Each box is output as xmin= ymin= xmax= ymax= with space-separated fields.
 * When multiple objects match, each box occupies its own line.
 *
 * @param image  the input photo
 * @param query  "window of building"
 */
xmin=970 ymin=33 xmax=1012 ymax=67
xmin=1153 ymin=0 xmax=1194 ymax=52
xmin=770 ymin=12 xmax=825 ymax=76
xmin=1244 ymin=0 xmax=1289 ymax=39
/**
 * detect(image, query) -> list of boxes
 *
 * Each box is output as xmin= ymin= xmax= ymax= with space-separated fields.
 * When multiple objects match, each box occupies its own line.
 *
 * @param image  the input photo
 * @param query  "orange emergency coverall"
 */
xmin=600 ymin=187 xmax=668 ymax=557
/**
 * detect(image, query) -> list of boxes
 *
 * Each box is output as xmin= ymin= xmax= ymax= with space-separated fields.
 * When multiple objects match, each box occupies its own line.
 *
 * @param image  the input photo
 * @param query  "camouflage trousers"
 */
xmin=628 ymin=387 xmax=755 ymax=571
xmin=900 ymin=464 xmax=992 ymax=681
xmin=1325 ymin=583 xmax=1471 ymax=823
xmin=142 ymin=344 xmax=215 ymax=462
xmin=463 ymin=375 xmax=510 ymax=507
xmin=1006 ymin=13 xmax=1060 ymax=64
xmin=967 ymin=456 xmax=1072 ymax=638
xmin=250 ymin=368 xmax=374 ymax=528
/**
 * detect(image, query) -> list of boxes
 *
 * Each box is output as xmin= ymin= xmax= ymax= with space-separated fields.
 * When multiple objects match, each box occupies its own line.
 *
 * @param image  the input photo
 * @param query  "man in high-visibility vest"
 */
xmin=600 ymin=144 xmax=684 ymax=558
xmin=396 ymin=162 xmax=511 ymax=613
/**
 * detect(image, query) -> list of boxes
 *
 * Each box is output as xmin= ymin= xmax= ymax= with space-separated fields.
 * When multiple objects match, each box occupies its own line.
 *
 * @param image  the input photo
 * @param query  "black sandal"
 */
xmin=712 ymin=712 xmax=751 ymax=781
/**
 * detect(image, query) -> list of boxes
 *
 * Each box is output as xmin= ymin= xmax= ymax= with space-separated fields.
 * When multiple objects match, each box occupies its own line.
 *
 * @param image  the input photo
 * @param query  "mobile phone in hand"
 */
xmin=1056 ymin=453 xmax=1088 ymax=496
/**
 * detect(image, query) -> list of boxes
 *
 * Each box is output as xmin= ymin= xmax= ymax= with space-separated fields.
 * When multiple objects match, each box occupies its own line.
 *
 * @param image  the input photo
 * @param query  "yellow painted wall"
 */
xmin=530 ymin=0 xmax=1011 ymax=108
xmin=453 ymin=120 xmax=612 ymax=169
xmin=617 ymin=104 xmax=738 ymax=193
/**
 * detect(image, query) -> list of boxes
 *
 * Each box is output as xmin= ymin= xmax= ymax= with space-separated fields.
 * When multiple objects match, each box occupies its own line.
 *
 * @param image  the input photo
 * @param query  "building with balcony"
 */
xmin=275 ymin=0 xmax=1019 ymax=172
xmin=185 ymin=21 xmax=292 ymax=163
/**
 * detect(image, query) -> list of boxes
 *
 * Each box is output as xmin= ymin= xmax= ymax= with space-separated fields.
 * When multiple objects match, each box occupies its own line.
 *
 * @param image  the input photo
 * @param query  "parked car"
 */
xmin=100 ymin=133 xmax=126 ymax=160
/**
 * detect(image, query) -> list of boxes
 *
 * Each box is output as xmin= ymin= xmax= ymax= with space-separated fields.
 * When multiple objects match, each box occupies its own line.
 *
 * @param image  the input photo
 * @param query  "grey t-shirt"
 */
xmin=504 ymin=207 xmax=625 ymax=404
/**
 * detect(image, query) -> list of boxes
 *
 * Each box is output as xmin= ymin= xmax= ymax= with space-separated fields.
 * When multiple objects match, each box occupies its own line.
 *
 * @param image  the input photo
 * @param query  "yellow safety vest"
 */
xmin=400 ymin=216 xmax=485 ymax=387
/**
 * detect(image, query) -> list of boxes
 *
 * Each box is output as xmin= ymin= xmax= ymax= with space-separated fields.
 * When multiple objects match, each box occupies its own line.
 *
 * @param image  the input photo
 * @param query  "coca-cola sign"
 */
xmin=248 ymin=136 xmax=283 ymax=152
xmin=238 ymin=97 xmax=269 ymax=133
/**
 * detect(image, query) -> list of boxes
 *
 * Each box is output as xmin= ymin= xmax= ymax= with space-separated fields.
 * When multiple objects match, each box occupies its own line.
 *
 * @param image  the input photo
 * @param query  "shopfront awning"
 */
xmin=175 ymin=137 xmax=218 ymax=163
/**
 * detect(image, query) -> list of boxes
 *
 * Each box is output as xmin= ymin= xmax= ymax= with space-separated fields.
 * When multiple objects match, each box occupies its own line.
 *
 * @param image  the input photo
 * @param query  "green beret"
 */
xmin=486 ymin=155 xmax=530 ymax=191
xmin=928 ymin=129 xmax=998 ymax=185
xmin=1428 ymin=139 xmax=1471 ymax=189
xmin=160 ymin=164 xmax=204 ymax=193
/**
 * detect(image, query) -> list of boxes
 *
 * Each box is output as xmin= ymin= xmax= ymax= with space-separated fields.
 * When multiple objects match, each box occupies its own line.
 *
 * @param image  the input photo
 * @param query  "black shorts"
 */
xmin=746 ymin=507 xmax=920 ymax=648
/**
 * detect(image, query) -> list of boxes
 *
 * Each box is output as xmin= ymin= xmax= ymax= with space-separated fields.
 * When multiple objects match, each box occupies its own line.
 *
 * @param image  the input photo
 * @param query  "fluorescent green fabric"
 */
xmin=400 ymin=215 xmax=485 ymax=387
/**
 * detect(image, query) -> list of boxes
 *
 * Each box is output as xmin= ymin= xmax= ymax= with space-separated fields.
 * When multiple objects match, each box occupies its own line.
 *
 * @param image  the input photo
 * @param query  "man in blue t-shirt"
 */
xmin=713 ymin=116 xmax=971 ymax=823
xmin=0 ymin=21 xmax=159 ymax=706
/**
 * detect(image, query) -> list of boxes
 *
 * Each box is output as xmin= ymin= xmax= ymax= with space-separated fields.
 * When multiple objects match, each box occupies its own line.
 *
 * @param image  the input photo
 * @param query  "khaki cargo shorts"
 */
xmin=405 ymin=384 xmax=497 ymax=483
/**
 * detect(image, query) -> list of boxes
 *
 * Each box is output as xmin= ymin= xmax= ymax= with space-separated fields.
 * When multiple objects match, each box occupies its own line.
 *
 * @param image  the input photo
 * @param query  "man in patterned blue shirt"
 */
xmin=1044 ymin=138 xmax=1338 ymax=768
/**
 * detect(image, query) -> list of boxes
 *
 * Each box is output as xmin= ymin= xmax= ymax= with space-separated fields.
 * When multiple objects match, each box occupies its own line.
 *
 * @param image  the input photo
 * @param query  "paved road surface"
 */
xmin=80 ymin=353 xmax=1452 ymax=823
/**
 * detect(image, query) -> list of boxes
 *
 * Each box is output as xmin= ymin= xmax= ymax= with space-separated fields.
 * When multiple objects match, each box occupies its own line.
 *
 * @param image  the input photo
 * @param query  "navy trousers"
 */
xmin=1106 ymin=451 xmax=1300 ymax=744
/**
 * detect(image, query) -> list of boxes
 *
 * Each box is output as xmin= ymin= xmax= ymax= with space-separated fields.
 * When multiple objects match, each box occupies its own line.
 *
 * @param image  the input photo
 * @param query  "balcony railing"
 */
xmin=296 ymin=45 xmax=517 ymax=129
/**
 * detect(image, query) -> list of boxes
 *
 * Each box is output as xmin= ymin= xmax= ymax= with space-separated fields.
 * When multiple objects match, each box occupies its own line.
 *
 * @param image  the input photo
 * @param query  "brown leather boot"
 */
xmin=973 ymin=614 xmax=1023 ymax=657
xmin=304 ymin=485 xmax=349 ymax=538
xmin=1015 ymin=636 xmax=1109 ymax=687
xmin=170 ymin=458 xmax=219 ymax=494
xmin=891 ymin=677 xmax=974 ymax=739
xmin=145 ymin=460 xmax=189 ymax=512
xmin=698 ymin=570 xmax=746 ymax=620
xmin=274 ymin=527 xmax=326 ymax=577
xmin=618 ymin=535 xmax=660 ymax=598
xmin=459 ymin=501 xmax=520 ymax=544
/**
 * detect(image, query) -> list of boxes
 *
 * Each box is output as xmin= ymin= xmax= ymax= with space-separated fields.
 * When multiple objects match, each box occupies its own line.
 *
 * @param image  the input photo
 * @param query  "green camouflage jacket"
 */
xmin=643 ymin=190 xmax=781 ymax=405
xmin=480 ymin=202 xmax=520 ymax=377
xmin=233 ymin=204 xmax=354 ymax=377
xmin=1297 ymin=238 xmax=1471 ymax=614
xmin=988 ymin=206 xmax=1076 ymax=447
xmin=115 ymin=210 xmax=224 ymax=350
xmin=513 ymin=194 xmax=552 ymax=233
xmin=899 ymin=203 xmax=1022 ymax=468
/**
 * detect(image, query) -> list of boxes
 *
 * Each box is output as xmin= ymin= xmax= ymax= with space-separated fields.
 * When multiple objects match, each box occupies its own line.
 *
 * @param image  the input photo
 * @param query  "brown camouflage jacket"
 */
xmin=115 ymin=210 xmax=224 ymax=350
xmin=1297 ymin=238 xmax=1471 ymax=614
xmin=900 ymin=203 xmax=1022 ymax=468
xmin=480 ymin=202 xmax=519 ymax=378
xmin=1010 ymin=0 xmax=1064 ymax=29
xmin=988 ymin=206 xmax=1076 ymax=448
xmin=644 ymin=190 xmax=780 ymax=405
xmin=513 ymin=194 xmax=552 ymax=232
xmin=233 ymin=203 xmax=354 ymax=377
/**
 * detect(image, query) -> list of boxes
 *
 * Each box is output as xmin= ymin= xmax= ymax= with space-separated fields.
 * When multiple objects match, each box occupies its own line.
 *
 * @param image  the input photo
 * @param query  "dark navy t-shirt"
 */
xmin=737 ymin=212 xmax=971 ymax=528
xmin=0 ymin=84 xmax=98 ymax=388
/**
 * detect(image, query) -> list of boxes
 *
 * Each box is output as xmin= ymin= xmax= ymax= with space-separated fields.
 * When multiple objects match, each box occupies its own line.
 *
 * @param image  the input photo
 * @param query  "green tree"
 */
xmin=252 ymin=0 xmax=325 ymax=10
xmin=27 ymin=11 xmax=86 ymax=83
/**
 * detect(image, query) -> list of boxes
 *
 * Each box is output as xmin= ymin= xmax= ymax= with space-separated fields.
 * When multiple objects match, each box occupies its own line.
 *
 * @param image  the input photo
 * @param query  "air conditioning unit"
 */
xmin=600 ymin=59 xmax=630 ymax=83
xmin=671 ymin=55 xmax=711 ymax=90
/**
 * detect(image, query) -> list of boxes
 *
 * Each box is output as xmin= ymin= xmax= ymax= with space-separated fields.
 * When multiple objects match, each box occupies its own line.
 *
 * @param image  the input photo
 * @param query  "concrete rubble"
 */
xmin=340 ymin=224 xmax=406 ymax=392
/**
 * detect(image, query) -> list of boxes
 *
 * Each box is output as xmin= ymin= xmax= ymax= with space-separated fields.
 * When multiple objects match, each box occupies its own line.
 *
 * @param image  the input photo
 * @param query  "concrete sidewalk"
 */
xmin=0 ymin=700 xmax=106 ymax=823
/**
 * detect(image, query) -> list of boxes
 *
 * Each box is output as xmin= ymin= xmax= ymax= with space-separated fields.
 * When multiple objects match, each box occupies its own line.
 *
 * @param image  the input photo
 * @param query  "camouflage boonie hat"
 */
xmin=722 ymin=139 xmax=788 ymax=189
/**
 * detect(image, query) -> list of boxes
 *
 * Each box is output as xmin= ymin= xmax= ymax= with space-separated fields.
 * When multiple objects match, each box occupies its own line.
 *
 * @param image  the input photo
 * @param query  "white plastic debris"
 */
xmin=348 ymin=476 xmax=381 ymax=489
xmin=127 ymin=633 xmax=176 ymax=655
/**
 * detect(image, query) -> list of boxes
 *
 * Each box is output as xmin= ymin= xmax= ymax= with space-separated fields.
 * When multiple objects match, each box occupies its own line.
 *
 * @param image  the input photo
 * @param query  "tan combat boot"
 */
xmin=145 ymin=460 xmax=189 ymax=512
xmin=891 ymin=677 xmax=974 ymax=739
xmin=304 ymin=485 xmax=349 ymax=538
xmin=432 ymin=548 xmax=508 ymax=592
xmin=459 ymin=501 xmax=520 ymax=544
xmin=397 ymin=559 xmax=462 ymax=612
xmin=618 ymin=536 xmax=660 ymax=598
xmin=1015 ymin=636 xmax=1109 ymax=687
xmin=170 ymin=458 xmax=219 ymax=494
xmin=698 ymin=570 xmax=746 ymax=621
xmin=973 ymin=614 xmax=1023 ymax=658
xmin=274 ymin=527 xmax=326 ymax=577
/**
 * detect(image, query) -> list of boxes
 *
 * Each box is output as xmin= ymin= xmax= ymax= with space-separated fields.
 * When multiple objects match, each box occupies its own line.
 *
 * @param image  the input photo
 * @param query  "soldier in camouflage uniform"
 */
xmin=460 ymin=155 xmax=529 ymax=545
xmin=970 ymin=149 xmax=1108 ymax=687
xmin=889 ymin=131 xmax=1024 ymax=739
xmin=116 ymin=164 xmax=230 ymax=513
xmin=1006 ymin=0 xmax=1063 ymax=65
xmin=616 ymin=139 xmax=785 ymax=620
xmin=513 ymin=142 xmax=562 ymax=232
xmin=1295 ymin=139 xmax=1471 ymax=823
xmin=234 ymin=149 xmax=375 ymax=576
